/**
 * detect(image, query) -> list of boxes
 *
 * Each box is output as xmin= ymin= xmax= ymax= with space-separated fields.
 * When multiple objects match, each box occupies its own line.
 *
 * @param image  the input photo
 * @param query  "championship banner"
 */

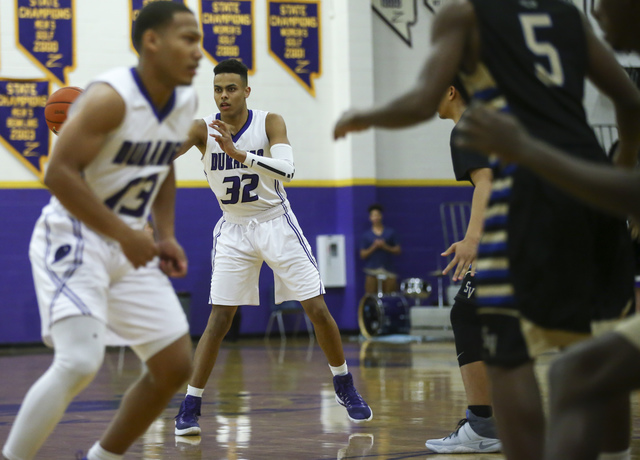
xmin=130 ymin=0 xmax=185 ymax=54
xmin=200 ymin=0 xmax=255 ymax=73
xmin=15 ymin=0 xmax=75 ymax=86
xmin=372 ymin=0 xmax=416 ymax=47
xmin=0 ymin=79 xmax=51 ymax=181
xmin=267 ymin=1 xmax=321 ymax=97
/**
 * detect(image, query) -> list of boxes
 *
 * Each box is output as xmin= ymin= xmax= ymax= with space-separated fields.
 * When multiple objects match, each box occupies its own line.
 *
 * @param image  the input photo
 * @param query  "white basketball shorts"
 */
xmin=209 ymin=206 xmax=325 ymax=306
xmin=29 ymin=208 xmax=189 ymax=349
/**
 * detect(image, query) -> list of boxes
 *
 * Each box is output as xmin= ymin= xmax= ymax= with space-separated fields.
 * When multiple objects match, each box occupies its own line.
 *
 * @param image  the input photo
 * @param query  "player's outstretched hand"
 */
xmin=209 ymin=119 xmax=235 ymax=153
xmin=454 ymin=105 xmax=531 ymax=163
xmin=119 ymin=228 xmax=159 ymax=269
xmin=157 ymin=237 xmax=188 ymax=278
xmin=334 ymin=110 xmax=371 ymax=139
xmin=441 ymin=237 xmax=479 ymax=282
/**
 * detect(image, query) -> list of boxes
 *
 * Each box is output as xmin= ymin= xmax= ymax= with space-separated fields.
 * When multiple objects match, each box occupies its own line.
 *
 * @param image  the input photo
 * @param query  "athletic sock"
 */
xmin=87 ymin=442 xmax=124 ymax=460
xmin=329 ymin=362 xmax=348 ymax=376
xmin=186 ymin=385 xmax=204 ymax=398
xmin=468 ymin=405 xmax=493 ymax=418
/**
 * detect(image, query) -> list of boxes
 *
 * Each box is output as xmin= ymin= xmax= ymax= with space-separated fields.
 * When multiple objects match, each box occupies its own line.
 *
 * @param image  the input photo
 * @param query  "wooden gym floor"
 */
xmin=1 ymin=336 xmax=640 ymax=459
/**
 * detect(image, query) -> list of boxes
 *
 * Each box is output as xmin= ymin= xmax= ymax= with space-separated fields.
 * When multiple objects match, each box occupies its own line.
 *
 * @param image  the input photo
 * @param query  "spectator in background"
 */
xmin=360 ymin=204 xmax=402 ymax=294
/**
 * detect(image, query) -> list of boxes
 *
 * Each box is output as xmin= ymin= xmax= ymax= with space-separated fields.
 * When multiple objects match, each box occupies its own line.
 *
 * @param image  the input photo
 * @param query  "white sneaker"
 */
xmin=425 ymin=418 xmax=502 ymax=453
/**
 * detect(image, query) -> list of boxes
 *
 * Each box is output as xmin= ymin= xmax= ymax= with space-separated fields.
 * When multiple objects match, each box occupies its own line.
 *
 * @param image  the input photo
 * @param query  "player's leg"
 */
xmin=2 ymin=316 xmax=105 ymax=460
xmin=300 ymin=295 xmax=344 ymax=366
xmin=426 ymin=276 xmax=500 ymax=454
xmin=545 ymin=323 xmax=640 ymax=460
xmin=87 ymin=334 xmax=192 ymax=457
xmin=191 ymin=305 xmax=239 ymax=388
xmin=488 ymin=361 xmax=544 ymax=460
xmin=264 ymin=212 xmax=372 ymax=422
xmin=176 ymin=218 xmax=260 ymax=435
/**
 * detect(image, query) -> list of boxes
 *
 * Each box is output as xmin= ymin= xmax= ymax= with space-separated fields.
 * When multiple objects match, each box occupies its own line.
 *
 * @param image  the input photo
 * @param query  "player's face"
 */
xmin=213 ymin=73 xmax=250 ymax=116
xmin=156 ymin=12 xmax=202 ymax=86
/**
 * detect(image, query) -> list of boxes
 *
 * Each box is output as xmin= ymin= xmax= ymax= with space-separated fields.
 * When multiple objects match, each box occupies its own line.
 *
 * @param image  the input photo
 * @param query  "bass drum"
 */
xmin=358 ymin=293 xmax=410 ymax=339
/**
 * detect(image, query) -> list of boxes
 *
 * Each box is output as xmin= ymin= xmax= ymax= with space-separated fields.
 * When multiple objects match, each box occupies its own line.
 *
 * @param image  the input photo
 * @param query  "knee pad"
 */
xmin=450 ymin=300 xmax=484 ymax=366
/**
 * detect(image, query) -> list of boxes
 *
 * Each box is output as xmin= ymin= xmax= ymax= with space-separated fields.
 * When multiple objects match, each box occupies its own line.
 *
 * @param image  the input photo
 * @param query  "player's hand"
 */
xmin=454 ymin=105 xmax=531 ymax=163
xmin=119 ymin=228 xmax=159 ymax=269
xmin=157 ymin=237 xmax=188 ymax=278
xmin=209 ymin=120 xmax=239 ymax=158
xmin=373 ymin=239 xmax=385 ymax=249
xmin=441 ymin=237 xmax=479 ymax=282
xmin=334 ymin=110 xmax=371 ymax=139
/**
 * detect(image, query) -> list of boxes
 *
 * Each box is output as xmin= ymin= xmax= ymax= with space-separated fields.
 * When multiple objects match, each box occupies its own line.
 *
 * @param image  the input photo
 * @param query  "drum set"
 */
xmin=358 ymin=272 xmax=432 ymax=339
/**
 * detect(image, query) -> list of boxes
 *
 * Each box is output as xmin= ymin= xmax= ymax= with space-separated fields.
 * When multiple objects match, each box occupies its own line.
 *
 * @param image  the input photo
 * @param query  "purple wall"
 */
xmin=0 ymin=184 xmax=473 ymax=344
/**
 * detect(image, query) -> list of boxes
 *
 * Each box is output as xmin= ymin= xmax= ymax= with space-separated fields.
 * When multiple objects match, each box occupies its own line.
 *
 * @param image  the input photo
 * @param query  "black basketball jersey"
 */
xmin=450 ymin=124 xmax=491 ymax=184
xmin=466 ymin=0 xmax=605 ymax=161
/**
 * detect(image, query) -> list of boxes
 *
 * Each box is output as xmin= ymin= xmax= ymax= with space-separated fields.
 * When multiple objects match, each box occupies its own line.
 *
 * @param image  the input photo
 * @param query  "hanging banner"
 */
xmin=267 ymin=1 xmax=321 ymax=97
xmin=372 ymin=0 xmax=416 ymax=47
xmin=130 ymin=0 xmax=185 ymax=54
xmin=16 ymin=0 xmax=75 ymax=86
xmin=0 ymin=79 xmax=51 ymax=181
xmin=200 ymin=0 xmax=255 ymax=73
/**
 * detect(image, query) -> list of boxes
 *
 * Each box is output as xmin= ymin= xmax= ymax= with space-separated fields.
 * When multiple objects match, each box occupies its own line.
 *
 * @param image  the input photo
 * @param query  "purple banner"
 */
xmin=16 ymin=0 xmax=75 ymax=86
xmin=200 ymin=0 xmax=255 ymax=73
xmin=268 ymin=1 xmax=321 ymax=96
xmin=130 ymin=0 xmax=185 ymax=53
xmin=0 ymin=79 xmax=51 ymax=181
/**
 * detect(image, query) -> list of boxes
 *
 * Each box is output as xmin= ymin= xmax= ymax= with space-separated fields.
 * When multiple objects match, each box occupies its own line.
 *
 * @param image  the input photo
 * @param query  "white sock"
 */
xmin=329 ymin=362 xmax=348 ymax=376
xmin=598 ymin=449 xmax=631 ymax=460
xmin=187 ymin=385 xmax=204 ymax=397
xmin=2 ymin=317 xmax=105 ymax=460
xmin=87 ymin=442 xmax=124 ymax=460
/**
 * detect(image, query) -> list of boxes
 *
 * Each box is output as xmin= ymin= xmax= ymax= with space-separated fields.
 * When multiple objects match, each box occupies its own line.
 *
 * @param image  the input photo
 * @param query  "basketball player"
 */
xmin=334 ymin=0 xmax=640 ymax=458
xmin=173 ymin=58 xmax=371 ymax=436
xmin=1 ymin=3 xmax=202 ymax=460
xmin=424 ymin=79 xmax=500 ymax=454
xmin=445 ymin=0 xmax=640 ymax=457
xmin=360 ymin=203 xmax=402 ymax=294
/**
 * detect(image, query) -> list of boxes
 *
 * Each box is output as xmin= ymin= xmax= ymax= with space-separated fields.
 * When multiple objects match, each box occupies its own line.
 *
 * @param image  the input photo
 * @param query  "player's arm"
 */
xmin=583 ymin=15 xmax=640 ymax=168
xmin=44 ymin=83 xmax=158 ymax=268
xmin=454 ymin=106 xmax=640 ymax=220
xmin=441 ymin=167 xmax=492 ymax=280
xmin=209 ymin=113 xmax=295 ymax=182
xmin=151 ymin=164 xmax=187 ymax=277
xmin=174 ymin=118 xmax=208 ymax=159
xmin=334 ymin=0 xmax=475 ymax=138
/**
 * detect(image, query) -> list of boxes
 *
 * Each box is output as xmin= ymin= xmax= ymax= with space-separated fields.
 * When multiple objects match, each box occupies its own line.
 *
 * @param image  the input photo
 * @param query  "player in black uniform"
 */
xmin=425 ymin=78 xmax=500 ymax=454
xmin=333 ymin=0 xmax=640 ymax=458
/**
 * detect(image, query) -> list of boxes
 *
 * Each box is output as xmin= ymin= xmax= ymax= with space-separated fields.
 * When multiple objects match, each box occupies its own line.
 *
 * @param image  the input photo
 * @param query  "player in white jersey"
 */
xmin=1 ymin=3 xmax=202 ymax=460
xmin=173 ymin=59 xmax=372 ymax=435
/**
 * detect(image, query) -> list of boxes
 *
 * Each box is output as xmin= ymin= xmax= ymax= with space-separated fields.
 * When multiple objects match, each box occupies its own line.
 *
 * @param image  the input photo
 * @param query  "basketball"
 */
xmin=45 ymin=86 xmax=83 ymax=135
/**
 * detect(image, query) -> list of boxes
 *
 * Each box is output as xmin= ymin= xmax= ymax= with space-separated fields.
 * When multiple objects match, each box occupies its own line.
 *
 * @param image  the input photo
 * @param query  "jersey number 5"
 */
xmin=519 ymin=13 xmax=565 ymax=87
xmin=221 ymin=174 xmax=259 ymax=204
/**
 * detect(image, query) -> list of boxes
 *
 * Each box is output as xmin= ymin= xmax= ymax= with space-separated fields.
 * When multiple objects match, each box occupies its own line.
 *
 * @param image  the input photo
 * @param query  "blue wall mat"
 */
xmin=0 ymin=185 xmax=473 ymax=344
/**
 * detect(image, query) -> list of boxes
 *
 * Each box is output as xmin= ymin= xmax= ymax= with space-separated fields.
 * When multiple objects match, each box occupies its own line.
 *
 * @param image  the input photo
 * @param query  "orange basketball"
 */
xmin=45 ymin=86 xmax=83 ymax=135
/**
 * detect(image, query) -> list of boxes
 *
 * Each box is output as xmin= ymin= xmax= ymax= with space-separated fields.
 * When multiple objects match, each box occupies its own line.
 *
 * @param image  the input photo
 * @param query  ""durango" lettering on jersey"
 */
xmin=112 ymin=140 xmax=182 ymax=166
xmin=210 ymin=148 xmax=264 ymax=170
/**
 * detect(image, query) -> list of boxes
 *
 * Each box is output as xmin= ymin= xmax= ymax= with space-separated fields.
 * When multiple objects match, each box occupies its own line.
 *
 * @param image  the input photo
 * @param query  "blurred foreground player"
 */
xmin=2 ymin=3 xmax=202 ymax=459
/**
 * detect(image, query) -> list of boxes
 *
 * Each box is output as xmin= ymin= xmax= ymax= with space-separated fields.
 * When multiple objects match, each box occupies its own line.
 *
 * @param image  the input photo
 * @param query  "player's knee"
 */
xmin=301 ymin=297 xmax=331 ymax=323
xmin=548 ymin=351 xmax=593 ymax=403
xmin=54 ymin=347 xmax=104 ymax=384
xmin=151 ymin=359 xmax=192 ymax=391
xmin=209 ymin=306 xmax=237 ymax=329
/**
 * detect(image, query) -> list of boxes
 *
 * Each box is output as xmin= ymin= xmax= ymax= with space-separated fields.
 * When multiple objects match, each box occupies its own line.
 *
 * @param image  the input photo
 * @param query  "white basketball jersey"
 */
xmin=46 ymin=67 xmax=198 ymax=230
xmin=202 ymin=110 xmax=290 ymax=217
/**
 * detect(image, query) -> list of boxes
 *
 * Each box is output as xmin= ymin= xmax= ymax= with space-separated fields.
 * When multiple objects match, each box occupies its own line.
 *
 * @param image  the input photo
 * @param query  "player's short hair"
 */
xmin=133 ymin=2 xmax=192 ymax=52
xmin=451 ymin=76 xmax=471 ymax=104
xmin=214 ymin=59 xmax=249 ymax=86
xmin=368 ymin=203 xmax=384 ymax=214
